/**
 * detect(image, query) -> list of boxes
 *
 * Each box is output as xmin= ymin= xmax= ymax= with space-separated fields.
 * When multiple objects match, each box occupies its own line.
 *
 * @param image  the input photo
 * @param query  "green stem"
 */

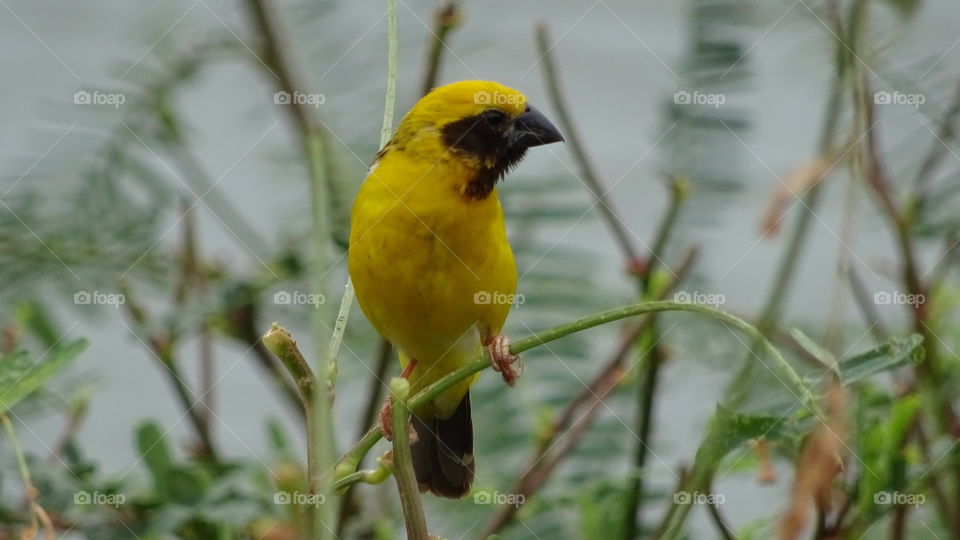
xmin=328 ymin=0 xmax=399 ymax=510
xmin=381 ymin=0 xmax=398 ymax=150
xmin=306 ymin=132 xmax=337 ymax=540
xmin=262 ymin=324 xmax=316 ymax=408
xmin=2 ymin=414 xmax=40 ymax=535
xmin=390 ymin=378 xmax=428 ymax=538
xmin=324 ymin=282 xmax=355 ymax=386
xmin=623 ymin=177 xmax=690 ymax=540
xmin=332 ymin=301 xmax=820 ymax=487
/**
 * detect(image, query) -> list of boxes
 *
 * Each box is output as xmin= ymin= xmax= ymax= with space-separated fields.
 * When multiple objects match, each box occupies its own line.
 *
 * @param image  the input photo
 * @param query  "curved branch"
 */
xmin=332 ymin=301 xmax=820 ymax=489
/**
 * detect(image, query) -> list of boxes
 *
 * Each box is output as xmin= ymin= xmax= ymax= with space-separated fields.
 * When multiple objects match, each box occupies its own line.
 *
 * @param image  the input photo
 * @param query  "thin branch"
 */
xmin=480 ymin=250 xmax=695 ymax=537
xmin=624 ymin=178 xmax=690 ymax=539
xmin=420 ymin=3 xmax=460 ymax=95
xmin=535 ymin=23 xmax=642 ymax=267
xmin=2 ymin=414 xmax=54 ymax=540
xmin=846 ymin=265 xmax=889 ymax=342
xmin=910 ymin=78 xmax=960 ymax=212
xmin=333 ymin=299 xmax=820 ymax=489
xmin=244 ymin=4 xmax=338 ymax=536
xmin=120 ymin=285 xmax=218 ymax=459
xmin=706 ymin=485 xmax=736 ymax=540
xmin=231 ymin=308 xmax=306 ymax=418
xmin=262 ymin=323 xmax=317 ymax=408
xmin=335 ymin=337 xmax=392 ymax=534
xmin=389 ymin=378 xmax=428 ymax=539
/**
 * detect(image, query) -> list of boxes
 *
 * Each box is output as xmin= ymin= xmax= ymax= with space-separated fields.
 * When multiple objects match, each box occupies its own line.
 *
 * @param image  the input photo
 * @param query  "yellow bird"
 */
xmin=348 ymin=80 xmax=563 ymax=498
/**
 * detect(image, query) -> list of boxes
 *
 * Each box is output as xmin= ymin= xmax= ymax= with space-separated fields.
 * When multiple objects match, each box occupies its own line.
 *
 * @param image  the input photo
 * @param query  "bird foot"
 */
xmin=377 ymin=397 xmax=418 ymax=444
xmin=486 ymin=334 xmax=522 ymax=387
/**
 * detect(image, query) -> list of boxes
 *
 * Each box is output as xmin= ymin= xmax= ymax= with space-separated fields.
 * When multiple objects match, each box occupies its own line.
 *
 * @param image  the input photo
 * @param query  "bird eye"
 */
xmin=481 ymin=109 xmax=508 ymax=127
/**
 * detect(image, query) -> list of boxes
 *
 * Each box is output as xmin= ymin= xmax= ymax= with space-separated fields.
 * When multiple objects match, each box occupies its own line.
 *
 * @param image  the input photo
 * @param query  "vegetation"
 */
xmin=2 ymin=0 xmax=959 ymax=538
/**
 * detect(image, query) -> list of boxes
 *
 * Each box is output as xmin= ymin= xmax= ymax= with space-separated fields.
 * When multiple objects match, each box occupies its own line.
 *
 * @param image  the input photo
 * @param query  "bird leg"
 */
xmin=485 ymin=334 xmax=522 ymax=387
xmin=378 ymin=358 xmax=419 ymax=442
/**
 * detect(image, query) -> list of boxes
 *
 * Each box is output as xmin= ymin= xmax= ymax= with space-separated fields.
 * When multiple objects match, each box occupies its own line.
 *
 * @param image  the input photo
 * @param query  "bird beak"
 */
xmin=507 ymin=105 xmax=564 ymax=149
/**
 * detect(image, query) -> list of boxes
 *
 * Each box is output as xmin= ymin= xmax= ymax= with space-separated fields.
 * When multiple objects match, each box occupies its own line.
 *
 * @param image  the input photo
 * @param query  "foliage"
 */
xmin=2 ymin=0 xmax=960 ymax=539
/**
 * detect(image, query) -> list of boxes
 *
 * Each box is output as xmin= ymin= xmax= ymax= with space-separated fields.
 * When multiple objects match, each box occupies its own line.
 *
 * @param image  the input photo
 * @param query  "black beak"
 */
xmin=507 ymin=105 xmax=564 ymax=149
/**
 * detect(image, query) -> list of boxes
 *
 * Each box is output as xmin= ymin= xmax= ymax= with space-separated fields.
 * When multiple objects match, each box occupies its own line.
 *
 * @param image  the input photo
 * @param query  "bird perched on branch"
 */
xmin=348 ymin=80 xmax=563 ymax=498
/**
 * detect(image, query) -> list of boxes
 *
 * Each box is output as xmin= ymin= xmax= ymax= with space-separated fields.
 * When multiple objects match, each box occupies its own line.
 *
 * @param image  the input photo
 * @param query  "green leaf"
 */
xmin=791 ymin=328 xmax=839 ymax=377
xmin=137 ymin=421 xmax=175 ymax=498
xmin=839 ymin=335 xmax=923 ymax=385
xmin=0 ymin=339 xmax=87 ymax=414
xmin=14 ymin=299 xmax=63 ymax=350
xmin=714 ymin=405 xmax=800 ymax=456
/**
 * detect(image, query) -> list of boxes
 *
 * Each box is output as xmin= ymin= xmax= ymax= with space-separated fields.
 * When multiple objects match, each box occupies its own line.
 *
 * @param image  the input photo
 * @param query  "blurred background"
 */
xmin=1 ymin=0 xmax=959 ymax=538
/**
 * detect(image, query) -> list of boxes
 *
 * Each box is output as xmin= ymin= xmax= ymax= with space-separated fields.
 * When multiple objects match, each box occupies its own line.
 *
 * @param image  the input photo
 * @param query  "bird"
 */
xmin=348 ymin=80 xmax=563 ymax=498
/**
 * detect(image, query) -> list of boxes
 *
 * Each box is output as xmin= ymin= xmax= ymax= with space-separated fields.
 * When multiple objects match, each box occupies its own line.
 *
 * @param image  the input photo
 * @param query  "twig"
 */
xmin=910 ymin=419 xmax=960 ymax=533
xmin=389 ymin=378 xmax=428 ymax=539
xmin=245 ymin=4 xmax=338 ymax=535
xmin=161 ymin=120 xmax=272 ymax=257
xmin=532 ymin=250 xmax=695 ymax=462
xmin=623 ymin=328 xmax=667 ymax=539
xmin=357 ymin=339 xmax=394 ymax=441
xmin=420 ymin=3 xmax=460 ymax=95
xmin=335 ymin=338 xmax=392 ymax=534
xmin=262 ymin=324 xmax=316 ymax=408
xmin=477 ymin=250 xmax=694 ymax=537
xmin=231 ymin=306 xmax=305 ymax=417
xmin=858 ymin=68 xmax=960 ymax=527
xmin=120 ymin=285 xmax=218 ymax=459
xmin=535 ymin=23 xmax=642 ymax=267
xmin=324 ymin=281 xmax=356 ymax=392
xmin=706 ymin=483 xmax=736 ymax=540
xmin=624 ymin=179 xmax=690 ymax=539
xmin=380 ymin=0 xmax=399 ymax=150
xmin=3 ymin=414 xmax=54 ymax=540
xmin=846 ymin=265 xmax=889 ymax=342
xmin=928 ymin=229 xmax=960 ymax=288
xmin=910 ymin=78 xmax=960 ymax=213
xmin=177 ymin=204 xmax=216 ymax=438
xmin=537 ymin=22 xmax=692 ymax=535
xmin=650 ymin=15 xmax=847 ymax=538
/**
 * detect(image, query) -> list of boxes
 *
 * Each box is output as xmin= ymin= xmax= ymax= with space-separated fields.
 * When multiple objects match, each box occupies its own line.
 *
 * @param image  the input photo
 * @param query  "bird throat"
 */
xmin=440 ymin=114 xmax=529 ymax=201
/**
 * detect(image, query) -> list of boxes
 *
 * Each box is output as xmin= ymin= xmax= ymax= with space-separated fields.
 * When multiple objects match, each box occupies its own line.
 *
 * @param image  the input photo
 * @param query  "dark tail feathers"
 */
xmin=410 ymin=392 xmax=474 ymax=498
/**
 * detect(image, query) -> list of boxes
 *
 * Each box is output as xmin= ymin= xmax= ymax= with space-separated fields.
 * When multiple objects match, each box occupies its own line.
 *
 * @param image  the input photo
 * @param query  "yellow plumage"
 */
xmin=348 ymin=80 xmax=562 ymax=497
xmin=349 ymin=81 xmax=524 ymax=415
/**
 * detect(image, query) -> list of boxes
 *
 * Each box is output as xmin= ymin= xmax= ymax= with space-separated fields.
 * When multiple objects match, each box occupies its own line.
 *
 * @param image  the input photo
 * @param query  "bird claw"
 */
xmin=377 ymin=398 xmax=417 ymax=444
xmin=486 ymin=334 xmax=522 ymax=387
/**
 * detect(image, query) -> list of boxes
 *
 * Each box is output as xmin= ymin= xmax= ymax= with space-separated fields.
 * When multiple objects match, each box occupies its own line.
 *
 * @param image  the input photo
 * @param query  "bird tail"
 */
xmin=409 ymin=391 xmax=474 ymax=498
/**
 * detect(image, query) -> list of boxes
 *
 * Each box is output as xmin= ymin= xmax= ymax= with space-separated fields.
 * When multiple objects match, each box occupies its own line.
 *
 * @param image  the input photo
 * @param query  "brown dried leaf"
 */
xmin=778 ymin=383 xmax=847 ymax=540
xmin=760 ymin=156 xmax=837 ymax=237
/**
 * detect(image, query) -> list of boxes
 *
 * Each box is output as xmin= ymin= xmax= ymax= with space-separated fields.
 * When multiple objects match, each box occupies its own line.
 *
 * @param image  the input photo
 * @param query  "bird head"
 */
xmin=383 ymin=80 xmax=564 ymax=199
